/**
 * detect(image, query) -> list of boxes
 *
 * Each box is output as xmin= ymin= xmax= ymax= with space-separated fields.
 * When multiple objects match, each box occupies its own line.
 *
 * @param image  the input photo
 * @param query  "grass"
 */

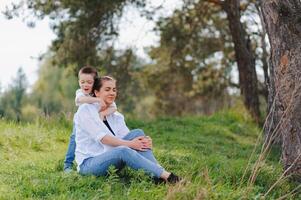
xmin=0 ymin=110 xmax=299 ymax=199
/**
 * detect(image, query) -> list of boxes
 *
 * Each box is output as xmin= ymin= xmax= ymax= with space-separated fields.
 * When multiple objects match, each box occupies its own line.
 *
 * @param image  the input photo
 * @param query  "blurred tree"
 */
xmin=144 ymin=2 xmax=232 ymax=116
xmin=3 ymin=0 xmax=269 ymax=120
xmin=31 ymin=56 xmax=78 ymax=116
xmin=4 ymin=0 xmax=150 ymax=118
xmin=207 ymin=0 xmax=261 ymax=122
xmin=254 ymin=1 xmax=270 ymax=102
xmin=261 ymin=0 xmax=301 ymax=180
xmin=98 ymin=47 xmax=149 ymax=115
xmin=13 ymin=68 xmax=28 ymax=121
xmin=4 ymin=0 xmax=146 ymax=73
xmin=0 ymin=83 xmax=3 ymax=117
xmin=0 ymin=91 xmax=15 ymax=120
xmin=0 ymin=68 xmax=28 ymax=121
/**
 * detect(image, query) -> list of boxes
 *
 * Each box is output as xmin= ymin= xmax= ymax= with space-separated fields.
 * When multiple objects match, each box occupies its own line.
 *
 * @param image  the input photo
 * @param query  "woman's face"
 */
xmin=95 ymin=80 xmax=117 ymax=105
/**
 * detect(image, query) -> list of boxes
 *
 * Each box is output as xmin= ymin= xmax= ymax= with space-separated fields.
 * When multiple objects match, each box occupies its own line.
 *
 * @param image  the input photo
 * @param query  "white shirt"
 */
xmin=74 ymin=103 xmax=130 ymax=171
xmin=74 ymin=88 xmax=117 ymax=110
xmin=75 ymin=89 xmax=90 ymax=106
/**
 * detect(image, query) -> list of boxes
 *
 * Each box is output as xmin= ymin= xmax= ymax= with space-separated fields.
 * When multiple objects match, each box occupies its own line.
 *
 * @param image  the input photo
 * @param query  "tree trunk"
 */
xmin=255 ymin=2 xmax=270 ymax=103
xmin=261 ymin=0 xmax=301 ymax=180
xmin=223 ymin=0 xmax=261 ymax=123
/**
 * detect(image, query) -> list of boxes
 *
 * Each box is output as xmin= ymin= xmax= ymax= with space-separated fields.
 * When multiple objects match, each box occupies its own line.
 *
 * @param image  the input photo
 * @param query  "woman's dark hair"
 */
xmin=92 ymin=76 xmax=116 ymax=97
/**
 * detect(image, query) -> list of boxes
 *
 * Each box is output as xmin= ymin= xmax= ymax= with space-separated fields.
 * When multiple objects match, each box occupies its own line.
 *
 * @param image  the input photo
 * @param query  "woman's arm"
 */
xmin=101 ymin=135 xmax=149 ymax=151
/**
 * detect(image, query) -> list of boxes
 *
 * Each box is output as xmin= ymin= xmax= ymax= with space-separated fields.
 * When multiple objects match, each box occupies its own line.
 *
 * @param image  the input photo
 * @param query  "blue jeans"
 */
xmin=79 ymin=129 xmax=164 ymax=177
xmin=64 ymin=125 xmax=76 ymax=170
xmin=122 ymin=129 xmax=159 ymax=164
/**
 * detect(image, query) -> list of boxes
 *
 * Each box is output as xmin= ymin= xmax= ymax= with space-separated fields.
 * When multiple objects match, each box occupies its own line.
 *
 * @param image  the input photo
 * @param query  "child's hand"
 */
xmin=100 ymin=108 xmax=117 ymax=117
xmin=98 ymin=98 xmax=106 ymax=111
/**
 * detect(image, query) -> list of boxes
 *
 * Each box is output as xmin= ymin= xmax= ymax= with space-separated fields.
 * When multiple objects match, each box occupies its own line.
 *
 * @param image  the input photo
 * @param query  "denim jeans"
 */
xmin=79 ymin=129 xmax=164 ymax=177
xmin=122 ymin=129 xmax=159 ymax=164
xmin=64 ymin=125 xmax=76 ymax=170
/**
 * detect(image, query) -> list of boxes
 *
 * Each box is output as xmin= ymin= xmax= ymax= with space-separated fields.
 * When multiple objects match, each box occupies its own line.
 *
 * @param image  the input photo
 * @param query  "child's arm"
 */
xmin=75 ymin=89 xmax=105 ymax=108
xmin=77 ymin=96 xmax=103 ymax=105
xmin=100 ymin=102 xmax=117 ymax=120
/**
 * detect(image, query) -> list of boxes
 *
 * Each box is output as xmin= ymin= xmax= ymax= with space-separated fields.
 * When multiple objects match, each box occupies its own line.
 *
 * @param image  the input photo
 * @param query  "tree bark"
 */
xmin=261 ymin=0 xmax=301 ymax=180
xmin=222 ymin=0 xmax=261 ymax=123
xmin=255 ymin=2 xmax=270 ymax=103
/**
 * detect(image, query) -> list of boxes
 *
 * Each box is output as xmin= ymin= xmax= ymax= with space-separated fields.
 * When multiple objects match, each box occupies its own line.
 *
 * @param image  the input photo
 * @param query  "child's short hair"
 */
xmin=78 ymin=66 xmax=98 ymax=78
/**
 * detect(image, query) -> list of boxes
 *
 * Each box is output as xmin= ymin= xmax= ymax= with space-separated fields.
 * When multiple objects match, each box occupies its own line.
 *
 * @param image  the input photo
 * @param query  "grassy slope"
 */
xmin=0 ymin=110 xmax=298 ymax=199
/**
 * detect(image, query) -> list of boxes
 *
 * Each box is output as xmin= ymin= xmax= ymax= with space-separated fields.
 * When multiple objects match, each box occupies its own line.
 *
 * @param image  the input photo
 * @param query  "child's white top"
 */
xmin=75 ymin=89 xmax=90 ymax=106
xmin=74 ymin=88 xmax=117 ymax=109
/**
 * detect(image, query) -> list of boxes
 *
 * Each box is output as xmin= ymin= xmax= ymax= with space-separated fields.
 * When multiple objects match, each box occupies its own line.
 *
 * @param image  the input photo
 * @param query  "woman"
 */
xmin=74 ymin=76 xmax=180 ymax=183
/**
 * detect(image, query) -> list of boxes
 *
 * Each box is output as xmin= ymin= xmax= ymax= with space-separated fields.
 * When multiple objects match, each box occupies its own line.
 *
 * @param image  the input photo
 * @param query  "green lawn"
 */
xmin=0 ymin=110 xmax=298 ymax=199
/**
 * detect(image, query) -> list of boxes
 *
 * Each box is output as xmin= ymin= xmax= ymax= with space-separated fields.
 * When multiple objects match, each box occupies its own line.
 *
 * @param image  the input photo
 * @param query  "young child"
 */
xmin=63 ymin=66 xmax=117 ymax=172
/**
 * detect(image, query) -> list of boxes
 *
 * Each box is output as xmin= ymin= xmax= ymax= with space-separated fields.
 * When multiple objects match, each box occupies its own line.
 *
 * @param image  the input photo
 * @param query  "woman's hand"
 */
xmin=129 ymin=136 xmax=150 ymax=151
xmin=141 ymin=136 xmax=152 ymax=149
xmin=101 ymin=135 xmax=152 ymax=151
xmin=128 ymin=136 xmax=153 ymax=151
xmin=98 ymin=98 xmax=107 ymax=111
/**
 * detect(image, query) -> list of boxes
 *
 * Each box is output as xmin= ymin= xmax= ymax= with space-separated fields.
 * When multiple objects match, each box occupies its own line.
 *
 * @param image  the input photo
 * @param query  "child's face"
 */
xmin=78 ymin=73 xmax=94 ymax=95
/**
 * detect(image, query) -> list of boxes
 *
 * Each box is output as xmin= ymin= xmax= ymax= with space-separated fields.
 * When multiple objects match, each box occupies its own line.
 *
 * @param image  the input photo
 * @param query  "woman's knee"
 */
xmin=123 ymin=129 xmax=145 ymax=141
xmin=131 ymin=129 xmax=145 ymax=137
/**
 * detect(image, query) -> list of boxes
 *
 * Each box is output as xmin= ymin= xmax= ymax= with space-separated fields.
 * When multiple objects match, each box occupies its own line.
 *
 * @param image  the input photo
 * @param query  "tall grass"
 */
xmin=0 ymin=110 xmax=299 ymax=199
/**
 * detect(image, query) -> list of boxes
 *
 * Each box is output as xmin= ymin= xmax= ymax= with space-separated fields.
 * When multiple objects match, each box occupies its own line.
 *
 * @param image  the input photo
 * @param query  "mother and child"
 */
xmin=63 ymin=66 xmax=181 ymax=184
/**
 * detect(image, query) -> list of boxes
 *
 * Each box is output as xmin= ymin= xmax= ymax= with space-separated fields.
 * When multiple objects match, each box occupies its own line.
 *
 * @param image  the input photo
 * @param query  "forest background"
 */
xmin=2 ymin=0 xmax=301 ymax=198
xmin=0 ymin=0 xmax=268 ymax=123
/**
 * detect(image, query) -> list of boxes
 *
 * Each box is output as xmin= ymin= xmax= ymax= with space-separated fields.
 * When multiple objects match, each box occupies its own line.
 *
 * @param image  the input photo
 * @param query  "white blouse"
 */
xmin=74 ymin=103 xmax=130 ymax=171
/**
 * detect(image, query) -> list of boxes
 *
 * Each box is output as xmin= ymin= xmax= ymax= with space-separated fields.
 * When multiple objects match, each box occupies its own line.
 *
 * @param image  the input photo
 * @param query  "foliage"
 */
xmin=3 ymin=0 xmax=155 ymax=119
xmin=139 ymin=0 xmax=269 ymax=119
xmin=0 ymin=67 xmax=28 ymax=121
xmin=30 ymin=56 xmax=78 ymax=116
xmin=0 ymin=110 xmax=299 ymax=199
xmin=2 ymin=0 xmax=270 ymax=120
xmin=0 ymin=49 xmax=152 ymax=121
xmin=4 ymin=0 xmax=146 ymax=72
xmin=144 ymin=1 xmax=234 ymax=116
xmin=97 ymin=48 xmax=149 ymax=115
